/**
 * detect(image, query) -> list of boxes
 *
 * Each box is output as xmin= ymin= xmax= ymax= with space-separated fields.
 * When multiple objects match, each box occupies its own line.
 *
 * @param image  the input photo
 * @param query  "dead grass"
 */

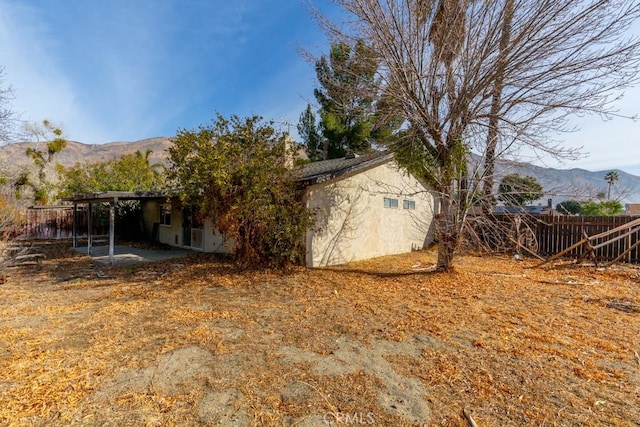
xmin=0 ymin=241 xmax=638 ymax=426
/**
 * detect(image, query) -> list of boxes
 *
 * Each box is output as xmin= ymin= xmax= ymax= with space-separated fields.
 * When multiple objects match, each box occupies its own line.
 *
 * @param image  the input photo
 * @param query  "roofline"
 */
xmin=61 ymin=190 xmax=174 ymax=203
xmin=295 ymin=152 xmax=395 ymax=186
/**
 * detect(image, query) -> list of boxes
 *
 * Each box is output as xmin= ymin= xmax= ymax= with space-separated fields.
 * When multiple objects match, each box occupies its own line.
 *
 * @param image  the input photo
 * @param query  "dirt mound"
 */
xmin=197 ymin=389 xmax=248 ymax=425
xmin=281 ymin=335 xmax=432 ymax=424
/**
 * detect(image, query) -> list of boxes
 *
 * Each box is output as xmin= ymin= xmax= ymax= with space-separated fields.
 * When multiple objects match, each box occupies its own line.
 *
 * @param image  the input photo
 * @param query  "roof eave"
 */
xmin=295 ymin=152 xmax=394 ymax=186
xmin=61 ymin=190 xmax=174 ymax=203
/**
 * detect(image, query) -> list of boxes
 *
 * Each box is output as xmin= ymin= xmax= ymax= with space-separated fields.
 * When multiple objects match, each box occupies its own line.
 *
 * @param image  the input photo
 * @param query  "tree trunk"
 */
xmin=482 ymin=0 xmax=514 ymax=215
xmin=436 ymin=192 xmax=460 ymax=271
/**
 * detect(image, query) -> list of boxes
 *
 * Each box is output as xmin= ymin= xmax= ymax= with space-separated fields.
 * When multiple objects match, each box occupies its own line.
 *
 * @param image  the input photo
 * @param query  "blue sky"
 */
xmin=1 ymin=0 xmax=639 ymax=175
xmin=0 ymin=1 xmax=334 ymax=142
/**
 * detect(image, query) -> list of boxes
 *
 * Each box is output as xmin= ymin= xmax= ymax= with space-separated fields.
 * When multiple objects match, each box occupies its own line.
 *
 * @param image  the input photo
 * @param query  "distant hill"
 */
xmin=0 ymin=137 xmax=173 ymax=172
xmin=1 ymin=138 xmax=639 ymax=204
xmin=491 ymin=159 xmax=640 ymax=205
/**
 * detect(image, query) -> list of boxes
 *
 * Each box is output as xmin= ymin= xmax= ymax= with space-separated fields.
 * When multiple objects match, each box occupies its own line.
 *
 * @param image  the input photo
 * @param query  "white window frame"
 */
xmin=403 ymin=199 xmax=416 ymax=210
xmin=384 ymin=197 xmax=399 ymax=209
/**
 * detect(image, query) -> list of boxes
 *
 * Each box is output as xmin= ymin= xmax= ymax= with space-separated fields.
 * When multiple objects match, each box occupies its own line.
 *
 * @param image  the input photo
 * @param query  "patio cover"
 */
xmin=62 ymin=191 xmax=172 ymax=265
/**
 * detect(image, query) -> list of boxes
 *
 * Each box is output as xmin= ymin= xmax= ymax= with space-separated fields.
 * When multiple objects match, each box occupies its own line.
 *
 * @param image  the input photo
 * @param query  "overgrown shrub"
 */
xmin=169 ymin=114 xmax=314 ymax=268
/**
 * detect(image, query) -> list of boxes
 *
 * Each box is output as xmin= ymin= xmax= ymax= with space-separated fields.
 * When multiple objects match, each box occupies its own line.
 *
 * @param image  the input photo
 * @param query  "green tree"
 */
xmin=498 ymin=174 xmax=544 ymax=206
xmin=57 ymin=149 xmax=165 ymax=196
xmin=168 ymin=114 xmax=314 ymax=268
xmin=297 ymin=104 xmax=324 ymax=161
xmin=57 ymin=150 xmax=166 ymax=242
xmin=580 ymin=200 xmax=623 ymax=216
xmin=556 ymin=200 xmax=582 ymax=215
xmin=604 ymin=171 xmax=619 ymax=200
xmin=312 ymin=40 xmax=380 ymax=159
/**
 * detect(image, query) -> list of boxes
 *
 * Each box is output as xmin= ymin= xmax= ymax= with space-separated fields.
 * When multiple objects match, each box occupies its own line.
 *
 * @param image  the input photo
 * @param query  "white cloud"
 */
xmin=0 ymin=1 xmax=112 ymax=142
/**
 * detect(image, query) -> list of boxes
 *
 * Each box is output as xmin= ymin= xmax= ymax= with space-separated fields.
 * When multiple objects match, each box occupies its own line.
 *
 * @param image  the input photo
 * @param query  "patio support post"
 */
xmin=109 ymin=202 xmax=115 ymax=265
xmin=87 ymin=202 xmax=93 ymax=255
xmin=72 ymin=203 xmax=77 ymax=248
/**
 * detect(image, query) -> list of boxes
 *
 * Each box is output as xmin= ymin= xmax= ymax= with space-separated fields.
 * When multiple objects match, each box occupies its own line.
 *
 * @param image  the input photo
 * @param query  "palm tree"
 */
xmin=482 ymin=0 xmax=515 ymax=214
xmin=605 ymin=171 xmax=619 ymax=200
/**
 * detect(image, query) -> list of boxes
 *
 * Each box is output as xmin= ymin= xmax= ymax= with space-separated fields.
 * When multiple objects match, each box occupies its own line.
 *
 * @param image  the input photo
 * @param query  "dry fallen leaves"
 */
xmin=0 ymin=241 xmax=638 ymax=426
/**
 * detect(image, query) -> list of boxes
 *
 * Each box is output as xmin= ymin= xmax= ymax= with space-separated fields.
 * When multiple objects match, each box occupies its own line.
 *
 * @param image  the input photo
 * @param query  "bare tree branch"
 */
xmin=0 ymin=67 xmax=18 ymax=145
xmin=314 ymin=0 xmax=640 ymax=269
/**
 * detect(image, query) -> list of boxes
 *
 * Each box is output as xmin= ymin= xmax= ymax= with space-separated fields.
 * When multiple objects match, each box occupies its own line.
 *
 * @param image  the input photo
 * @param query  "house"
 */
xmin=70 ymin=152 xmax=438 ymax=267
xmin=493 ymin=199 xmax=555 ymax=215
xmin=625 ymin=203 xmax=640 ymax=216
xmin=141 ymin=196 xmax=232 ymax=254
xmin=294 ymin=151 xmax=438 ymax=267
xmin=493 ymin=205 xmax=554 ymax=215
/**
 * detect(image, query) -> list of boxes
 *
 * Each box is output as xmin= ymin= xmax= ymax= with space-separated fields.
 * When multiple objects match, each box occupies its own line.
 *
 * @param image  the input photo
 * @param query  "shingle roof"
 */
xmin=294 ymin=151 xmax=393 ymax=185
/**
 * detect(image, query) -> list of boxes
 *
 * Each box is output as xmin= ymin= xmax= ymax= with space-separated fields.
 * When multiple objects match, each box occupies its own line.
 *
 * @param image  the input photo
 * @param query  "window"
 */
xmin=383 ymin=197 xmax=398 ymax=208
xmin=185 ymin=206 xmax=204 ymax=229
xmin=403 ymin=200 xmax=416 ymax=210
xmin=160 ymin=203 xmax=172 ymax=226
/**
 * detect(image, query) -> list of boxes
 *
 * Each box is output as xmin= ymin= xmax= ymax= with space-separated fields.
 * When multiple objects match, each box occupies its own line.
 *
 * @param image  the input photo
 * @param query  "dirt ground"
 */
xmin=0 ymin=242 xmax=638 ymax=426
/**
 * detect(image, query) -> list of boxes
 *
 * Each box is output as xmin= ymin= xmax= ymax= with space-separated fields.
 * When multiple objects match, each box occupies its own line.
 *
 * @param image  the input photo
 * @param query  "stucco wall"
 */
xmin=142 ymin=200 xmax=161 ymax=240
xmin=305 ymin=161 xmax=437 ymax=267
xmin=142 ymin=198 xmax=231 ymax=253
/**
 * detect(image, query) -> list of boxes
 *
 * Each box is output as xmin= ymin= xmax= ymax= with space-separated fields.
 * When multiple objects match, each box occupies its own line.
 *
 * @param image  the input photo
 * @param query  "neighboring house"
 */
xmin=142 ymin=151 xmax=438 ymax=267
xmin=625 ymin=203 xmax=640 ymax=215
xmin=493 ymin=199 xmax=555 ymax=215
xmin=493 ymin=205 xmax=554 ymax=215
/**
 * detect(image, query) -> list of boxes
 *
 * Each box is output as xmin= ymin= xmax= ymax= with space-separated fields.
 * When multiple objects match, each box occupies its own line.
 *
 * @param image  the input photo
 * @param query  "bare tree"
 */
xmin=0 ymin=67 xmax=21 ymax=269
xmin=0 ymin=66 xmax=17 ymax=145
xmin=314 ymin=0 xmax=640 ymax=270
xmin=0 ymin=191 xmax=21 ymax=270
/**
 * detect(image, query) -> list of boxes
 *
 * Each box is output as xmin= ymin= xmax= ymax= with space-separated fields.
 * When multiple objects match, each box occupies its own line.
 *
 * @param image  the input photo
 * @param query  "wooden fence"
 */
xmin=24 ymin=206 xmax=75 ymax=239
xmin=494 ymin=214 xmax=640 ymax=264
xmin=23 ymin=206 xmax=109 ymax=240
xmin=534 ymin=215 xmax=640 ymax=264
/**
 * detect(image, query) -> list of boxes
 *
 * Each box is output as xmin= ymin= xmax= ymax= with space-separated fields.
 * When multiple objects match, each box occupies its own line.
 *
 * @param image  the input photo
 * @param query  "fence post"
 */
xmin=72 ymin=204 xmax=77 ymax=248
xmin=109 ymin=202 xmax=115 ymax=265
xmin=628 ymin=225 xmax=633 ymax=264
xmin=88 ymin=203 xmax=93 ymax=255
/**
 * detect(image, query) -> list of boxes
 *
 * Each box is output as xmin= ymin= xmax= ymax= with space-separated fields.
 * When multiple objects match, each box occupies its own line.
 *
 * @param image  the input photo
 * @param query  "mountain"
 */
xmin=1 ymin=138 xmax=639 ymax=204
xmin=492 ymin=160 xmax=640 ymax=205
xmin=0 ymin=137 xmax=173 ymax=172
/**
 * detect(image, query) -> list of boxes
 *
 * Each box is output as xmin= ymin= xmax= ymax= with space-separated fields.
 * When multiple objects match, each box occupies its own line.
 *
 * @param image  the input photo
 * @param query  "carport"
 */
xmin=63 ymin=191 xmax=171 ymax=265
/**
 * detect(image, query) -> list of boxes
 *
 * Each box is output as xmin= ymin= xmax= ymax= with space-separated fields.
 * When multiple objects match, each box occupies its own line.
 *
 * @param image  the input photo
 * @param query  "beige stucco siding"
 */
xmin=202 ymin=220 xmax=232 ymax=253
xmin=305 ymin=161 xmax=437 ymax=267
xmin=142 ymin=198 xmax=231 ymax=253
xmin=142 ymin=200 xmax=161 ymax=240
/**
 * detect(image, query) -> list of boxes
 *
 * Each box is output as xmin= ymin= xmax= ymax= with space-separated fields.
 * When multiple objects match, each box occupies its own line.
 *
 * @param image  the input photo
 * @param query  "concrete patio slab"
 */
xmin=74 ymin=245 xmax=192 ymax=265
